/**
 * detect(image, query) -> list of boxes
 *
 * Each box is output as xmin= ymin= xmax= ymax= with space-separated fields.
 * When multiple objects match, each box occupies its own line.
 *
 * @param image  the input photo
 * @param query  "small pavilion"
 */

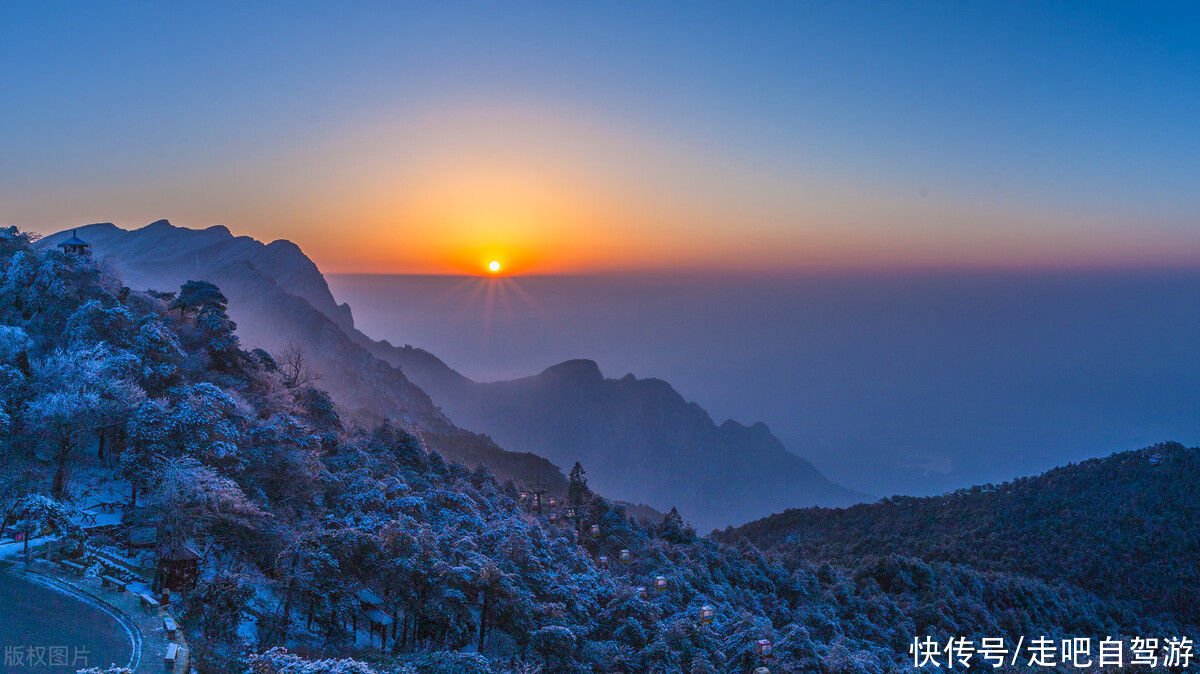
xmin=154 ymin=540 xmax=200 ymax=592
xmin=57 ymin=230 xmax=91 ymax=255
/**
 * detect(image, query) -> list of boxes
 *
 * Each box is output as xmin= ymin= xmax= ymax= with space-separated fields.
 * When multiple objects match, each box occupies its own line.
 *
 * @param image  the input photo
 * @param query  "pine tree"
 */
xmin=169 ymin=280 xmax=227 ymax=316
xmin=568 ymin=461 xmax=588 ymax=505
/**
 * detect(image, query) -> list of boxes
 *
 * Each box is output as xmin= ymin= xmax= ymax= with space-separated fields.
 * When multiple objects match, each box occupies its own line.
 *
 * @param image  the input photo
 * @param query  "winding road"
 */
xmin=0 ymin=570 xmax=134 ymax=672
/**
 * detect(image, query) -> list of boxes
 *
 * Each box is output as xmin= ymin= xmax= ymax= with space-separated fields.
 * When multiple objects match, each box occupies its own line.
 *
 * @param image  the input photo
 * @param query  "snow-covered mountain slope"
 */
xmin=43 ymin=221 xmax=861 ymax=528
xmin=39 ymin=222 xmax=567 ymax=490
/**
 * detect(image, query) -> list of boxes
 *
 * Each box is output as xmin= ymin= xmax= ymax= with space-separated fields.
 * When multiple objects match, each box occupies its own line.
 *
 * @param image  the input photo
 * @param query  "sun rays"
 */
xmin=430 ymin=272 xmax=557 ymax=348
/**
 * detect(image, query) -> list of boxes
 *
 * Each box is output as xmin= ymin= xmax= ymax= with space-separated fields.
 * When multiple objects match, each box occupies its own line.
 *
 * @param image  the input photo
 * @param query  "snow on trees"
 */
xmin=147 ymin=456 xmax=263 ymax=549
xmin=171 ymin=280 xmax=241 ymax=371
xmin=3 ymin=493 xmax=80 ymax=565
xmin=244 ymin=647 xmax=377 ymax=674
xmin=170 ymin=280 xmax=229 ymax=317
xmin=131 ymin=315 xmax=186 ymax=393
xmin=0 ymin=227 xmax=1181 ymax=673
xmin=24 ymin=343 xmax=143 ymax=498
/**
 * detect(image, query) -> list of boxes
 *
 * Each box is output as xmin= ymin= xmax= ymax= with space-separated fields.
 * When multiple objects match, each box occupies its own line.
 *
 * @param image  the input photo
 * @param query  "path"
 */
xmin=0 ymin=568 xmax=134 ymax=672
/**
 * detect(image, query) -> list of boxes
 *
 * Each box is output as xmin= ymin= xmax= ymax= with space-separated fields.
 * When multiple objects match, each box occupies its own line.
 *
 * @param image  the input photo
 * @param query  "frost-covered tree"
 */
xmin=169 ymin=280 xmax=228 ymax=317
xmin=24 ymin=344 xmax=142 ymax=498
xmin=3 ymin=493 xmax=79 ymax=565
xmin=181 ymin=573 xmax=253 ymax=670
xmin=171 ymin=280 xmax=241 ymax=371
xmin=244 ymin=412 xmax=325 ymax=506
xmin=130 ymin=314 xmax=185 ymax=394
xmin=243 ymin=647 xmax=376 ymax=674
xmin=531 ymin=625 xmax=577 ymax=669
xmin=146 ymin=456 xmax=263 ymax=550
xmin=132 ymin=382 xmax=247 ymax=469
xmin=65 ymin=300 xmax=136 ymax=349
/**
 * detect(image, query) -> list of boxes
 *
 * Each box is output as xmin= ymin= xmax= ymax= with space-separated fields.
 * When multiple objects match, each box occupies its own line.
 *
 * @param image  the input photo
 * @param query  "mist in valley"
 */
xmin=331 ymin=269 xmax=1200 ymax=498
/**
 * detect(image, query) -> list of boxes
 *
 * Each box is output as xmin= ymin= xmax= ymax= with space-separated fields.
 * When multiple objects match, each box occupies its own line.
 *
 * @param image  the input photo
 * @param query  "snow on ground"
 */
xmin=0 ymin=535 xmax=55 ymax=559
xmin=70 ymin=469 xmax=132 ymax=510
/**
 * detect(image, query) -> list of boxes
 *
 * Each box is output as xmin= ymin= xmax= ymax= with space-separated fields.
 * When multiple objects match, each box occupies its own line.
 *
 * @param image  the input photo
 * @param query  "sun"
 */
xmin=487 ymin=260 xmax=502 ymax=274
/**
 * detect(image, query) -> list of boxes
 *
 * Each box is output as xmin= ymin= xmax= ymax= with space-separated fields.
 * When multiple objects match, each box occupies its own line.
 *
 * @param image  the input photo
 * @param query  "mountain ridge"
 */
xmin=42 ymin=221 xmax=863 ymax=529
xmin=39 ymin=221 xmax=568 ymax=492
xmin=8 ymin=223 xmax=1184 ymax=671
xmin=359 ymin=327 xmax=867 ymax=531
xmin=724 ymin=440 xmax=1200 ymax=625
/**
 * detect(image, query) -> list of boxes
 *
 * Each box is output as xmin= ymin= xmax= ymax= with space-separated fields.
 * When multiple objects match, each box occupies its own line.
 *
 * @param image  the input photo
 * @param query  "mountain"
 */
xmin=43 ymin=221 xmax=861 ymax=529
xmin=38 ymin=221 xmax=567 ymax=491
xmin=371 ymin=346 xmax=864 ymax=531
xmin=6 ymin=225 xmax=1180 ymax=672
xmin=724 ymin=441 xmax=1200 ymax=625
xmin=16 ymin=224 xmax=1196 ymax=671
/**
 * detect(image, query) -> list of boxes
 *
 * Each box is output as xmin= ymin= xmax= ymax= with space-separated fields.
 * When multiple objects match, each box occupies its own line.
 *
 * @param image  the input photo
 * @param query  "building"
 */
xmin=154 ymin=540 xmax=200 ymax=592
xmin=56 ymin=230 xmax=91 ymax=255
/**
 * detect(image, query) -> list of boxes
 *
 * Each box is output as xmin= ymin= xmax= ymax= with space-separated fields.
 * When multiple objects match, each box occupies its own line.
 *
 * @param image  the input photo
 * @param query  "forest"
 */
xmin=724 ymin=441 xmax=1200 ymax=626
xmin=0 ymin=225 xmax=1192 ymax=672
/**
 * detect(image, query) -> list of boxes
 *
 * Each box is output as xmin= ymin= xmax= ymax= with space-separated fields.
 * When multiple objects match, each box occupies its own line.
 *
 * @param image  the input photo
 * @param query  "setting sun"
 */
xmin=487 ymin=260 xmax=502 ymax=273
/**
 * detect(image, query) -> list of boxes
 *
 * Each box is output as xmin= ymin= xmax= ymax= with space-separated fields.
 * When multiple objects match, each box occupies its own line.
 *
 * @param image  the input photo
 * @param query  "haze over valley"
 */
xmin=330 ymin=269 xmax=1200 ymax=498
xmin=42 ymin=221 xmax=867 ymax=530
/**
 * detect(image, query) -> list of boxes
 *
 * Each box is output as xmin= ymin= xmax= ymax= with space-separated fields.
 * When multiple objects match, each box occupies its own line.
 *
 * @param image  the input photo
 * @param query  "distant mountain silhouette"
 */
xmin=43 ymin=221 xmax=863 ymax=529
xmin=39 ymin=221 xmax=567 ymax=491
xmin=370 ymin=346 xmax=864 ymax=530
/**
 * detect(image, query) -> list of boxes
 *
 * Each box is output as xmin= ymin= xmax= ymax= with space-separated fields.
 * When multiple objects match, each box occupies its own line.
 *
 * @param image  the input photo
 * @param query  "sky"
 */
xmin=2 ymin=2 xmax=1199 ymax=274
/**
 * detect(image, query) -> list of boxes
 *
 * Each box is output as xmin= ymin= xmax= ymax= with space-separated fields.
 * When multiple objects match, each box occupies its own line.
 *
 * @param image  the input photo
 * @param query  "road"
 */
xmin=0 ymin=570 xmax=134 ymax=672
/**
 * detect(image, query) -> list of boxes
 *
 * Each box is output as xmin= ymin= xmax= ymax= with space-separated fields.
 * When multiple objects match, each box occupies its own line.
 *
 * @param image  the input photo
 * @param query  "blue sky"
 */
xmin=3 ymin=2 xmax=1198 ymax=272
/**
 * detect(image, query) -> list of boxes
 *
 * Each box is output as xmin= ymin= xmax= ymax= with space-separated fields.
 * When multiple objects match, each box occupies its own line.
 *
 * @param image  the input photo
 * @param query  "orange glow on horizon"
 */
xmin=177 ymin=103 xmax=1200 ymax=277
